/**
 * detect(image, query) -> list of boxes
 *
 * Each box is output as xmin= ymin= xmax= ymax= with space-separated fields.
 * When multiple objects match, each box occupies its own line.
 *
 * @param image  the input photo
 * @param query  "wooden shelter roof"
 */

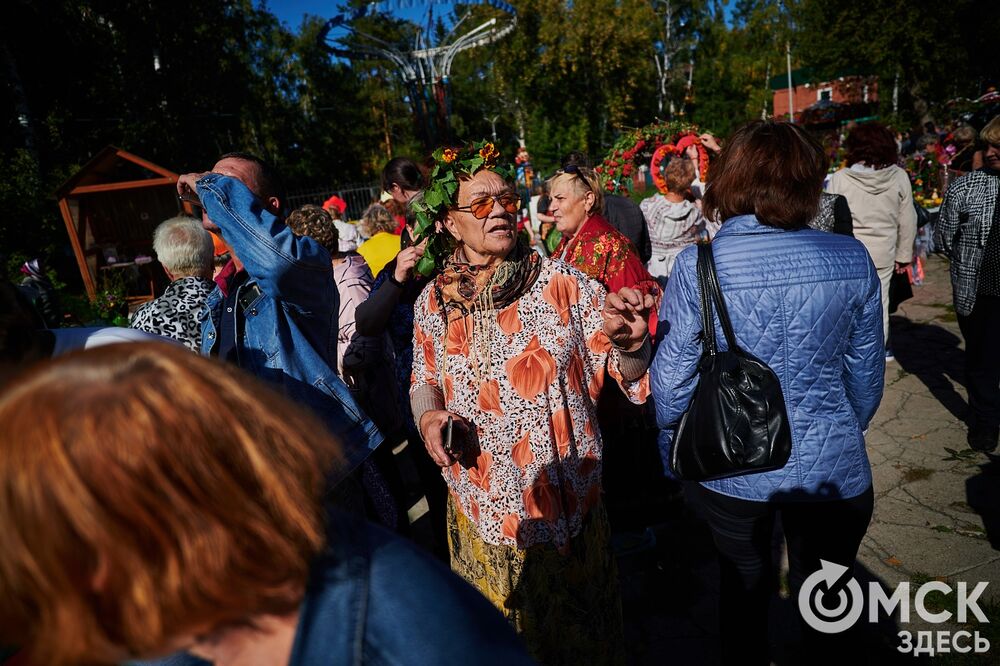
xmin=55 ymin=146 xmax=181 ymax=304
xmin=56 ymin=146 xmax=178 ymax=198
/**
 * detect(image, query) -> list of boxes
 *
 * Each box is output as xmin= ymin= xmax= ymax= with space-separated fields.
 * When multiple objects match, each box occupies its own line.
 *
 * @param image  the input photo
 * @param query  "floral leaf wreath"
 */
xmin=409 ymin=140 xmax=515 ymax=276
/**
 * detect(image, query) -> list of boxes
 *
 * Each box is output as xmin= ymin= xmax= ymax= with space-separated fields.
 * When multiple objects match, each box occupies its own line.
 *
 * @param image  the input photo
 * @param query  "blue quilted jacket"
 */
xmin=651 ymin=215 xmax=884 ymax=502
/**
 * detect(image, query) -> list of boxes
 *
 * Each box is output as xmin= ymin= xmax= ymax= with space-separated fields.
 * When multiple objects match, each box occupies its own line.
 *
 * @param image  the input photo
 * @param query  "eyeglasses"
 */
xmin=454 ymin=192 xmax=520 ymax=219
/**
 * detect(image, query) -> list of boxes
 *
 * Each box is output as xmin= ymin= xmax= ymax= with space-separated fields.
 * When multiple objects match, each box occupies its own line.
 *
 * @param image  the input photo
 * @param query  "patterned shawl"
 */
xmin=433 ymin=240 xmax=542 ymax=381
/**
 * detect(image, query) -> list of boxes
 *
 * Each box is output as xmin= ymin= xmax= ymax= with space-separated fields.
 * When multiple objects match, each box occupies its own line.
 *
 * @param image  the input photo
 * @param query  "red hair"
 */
xmin=0 ymin=344 xmax=340 ymax=664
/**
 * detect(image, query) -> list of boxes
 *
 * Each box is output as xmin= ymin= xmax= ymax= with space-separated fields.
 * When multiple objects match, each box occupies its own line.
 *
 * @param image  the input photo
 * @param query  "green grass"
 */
xmin=928 ymin=302 xmax=958 ymax=322
xmin=909 ymin=572 xmax=956 ymax=614
xmin=943 ymin=448 xmax=980 ymax=462
xmin=902 ymin=573 xmax=999 ymax=663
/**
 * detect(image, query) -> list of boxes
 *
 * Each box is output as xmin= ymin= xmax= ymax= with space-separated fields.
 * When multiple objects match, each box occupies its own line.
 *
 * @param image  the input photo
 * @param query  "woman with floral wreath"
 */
xmin=640 ymin=155 xmax=716 ymax=289
xmin=409 ymin=141 xmax=656 ymax=664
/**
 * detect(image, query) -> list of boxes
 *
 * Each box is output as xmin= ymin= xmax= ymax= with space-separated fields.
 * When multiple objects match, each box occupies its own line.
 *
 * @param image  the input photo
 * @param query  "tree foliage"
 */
xmin=790 ymin=0 xmax=999 ymax=124
xmin=1 ymin=0 xmax=997 ymax=290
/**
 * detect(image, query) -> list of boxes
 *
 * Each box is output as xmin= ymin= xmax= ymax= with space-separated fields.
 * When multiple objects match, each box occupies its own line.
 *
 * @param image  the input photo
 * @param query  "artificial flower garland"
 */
xmin=649 ymin=144 xmax=676 ymax=194
xmin=409 ymin=140 xmax=514 ymax=275
xmin=596 ymin=120 xmax=711 ymax=195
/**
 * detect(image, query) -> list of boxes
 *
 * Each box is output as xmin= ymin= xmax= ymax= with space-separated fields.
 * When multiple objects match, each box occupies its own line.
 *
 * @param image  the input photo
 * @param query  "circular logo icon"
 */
xmin=798 ymin=560 xmax=865 ymax=634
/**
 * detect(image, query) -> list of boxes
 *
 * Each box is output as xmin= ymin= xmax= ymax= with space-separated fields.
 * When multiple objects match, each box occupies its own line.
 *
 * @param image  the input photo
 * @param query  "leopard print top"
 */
xmin=129 ymin=276 xmax=214 ymax=351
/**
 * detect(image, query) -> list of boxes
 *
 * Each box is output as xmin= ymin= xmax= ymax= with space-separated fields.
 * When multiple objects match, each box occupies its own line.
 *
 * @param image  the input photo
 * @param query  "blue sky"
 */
xmin=266 ymin=1 xmax=441 ymax=32
xmin=266 ymin=1 xmax=734 ymax=35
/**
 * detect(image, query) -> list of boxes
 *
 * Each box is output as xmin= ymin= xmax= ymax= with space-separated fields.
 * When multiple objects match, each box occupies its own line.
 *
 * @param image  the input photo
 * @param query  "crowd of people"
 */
xmin=1 ymin=113 xmax=998 ymax=666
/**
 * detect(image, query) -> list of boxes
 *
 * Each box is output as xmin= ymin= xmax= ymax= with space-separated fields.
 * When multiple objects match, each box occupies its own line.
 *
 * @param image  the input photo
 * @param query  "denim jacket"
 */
xmin=132 ymin=513 xmax=535 ymax=666
xmin=652 ymin=215 xmax=884 ymax=502
xmin=196 ymin=174 xmax=381 ymax=476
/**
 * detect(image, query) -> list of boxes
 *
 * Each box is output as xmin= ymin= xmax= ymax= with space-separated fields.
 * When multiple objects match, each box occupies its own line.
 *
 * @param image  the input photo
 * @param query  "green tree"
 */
xmin=687 ymin=0 xmax=795 ymax=135
xmin=0 ymin=0 xmax=308 ymax=285
xmin=791 ymin=0 xmax=999 ymax=127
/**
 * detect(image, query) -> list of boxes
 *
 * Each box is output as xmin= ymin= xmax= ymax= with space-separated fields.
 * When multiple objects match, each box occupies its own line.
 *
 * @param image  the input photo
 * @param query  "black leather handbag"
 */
xmin=670 ymin=243 xmax=793 ymax=481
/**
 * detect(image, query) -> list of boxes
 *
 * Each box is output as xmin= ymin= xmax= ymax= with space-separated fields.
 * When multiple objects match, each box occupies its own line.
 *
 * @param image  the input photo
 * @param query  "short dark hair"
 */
xmin=703 ymin=121 xmax=828 ymax=230
xmin=844 ymin=123 xmax=899 ymax=169
xmin=217 ymin=151 xmax=285 ymax=201
xmin=1 ymin=280 xmax=46 ymax=370
xmin=560 ymin=151 xmax=591 ymax=169
xmin=381 ymin=157 xmax=424 ymax=194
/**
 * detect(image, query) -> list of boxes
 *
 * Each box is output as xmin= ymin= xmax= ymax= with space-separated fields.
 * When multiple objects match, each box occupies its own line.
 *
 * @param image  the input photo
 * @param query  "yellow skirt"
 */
xmin=447 ymin=498 xmax=625 ymax=665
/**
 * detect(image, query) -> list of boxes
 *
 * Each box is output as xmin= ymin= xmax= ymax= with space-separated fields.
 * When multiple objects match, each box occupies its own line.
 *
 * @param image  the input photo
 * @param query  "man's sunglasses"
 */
xmin=454 ymin=192 xmax=521 ymax=219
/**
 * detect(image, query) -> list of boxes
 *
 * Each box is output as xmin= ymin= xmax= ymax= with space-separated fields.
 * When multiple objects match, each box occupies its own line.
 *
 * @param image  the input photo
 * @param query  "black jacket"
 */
xmin=605 ymin=195 xmax=652 ymax=263
xmin=18 ymin=276 xmax=61 ymax=328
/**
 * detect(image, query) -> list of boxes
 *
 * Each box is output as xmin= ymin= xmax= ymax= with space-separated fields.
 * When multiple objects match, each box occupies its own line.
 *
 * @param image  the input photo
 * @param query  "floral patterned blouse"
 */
xmin=552 ymin=214 xmax=661 ymax=334
xmin=410 ymin=258 xmax=651 ymax=550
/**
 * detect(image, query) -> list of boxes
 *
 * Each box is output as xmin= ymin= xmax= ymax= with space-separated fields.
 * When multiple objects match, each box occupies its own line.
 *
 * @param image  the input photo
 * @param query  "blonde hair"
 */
xmin=980 ymin=115 xmax=1000 ymax=145
xmin=0 ymin=344 xmax=340 ymax=664
xmin=546 ymin=167 xmax=604 ymax=217
xmin=361 ymin=203 xmax=397 ymax=237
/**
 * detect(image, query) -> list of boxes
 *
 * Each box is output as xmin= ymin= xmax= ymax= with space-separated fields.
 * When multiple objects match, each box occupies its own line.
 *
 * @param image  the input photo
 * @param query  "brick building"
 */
xmin=770 ymin=68 xmax=879 ymax=120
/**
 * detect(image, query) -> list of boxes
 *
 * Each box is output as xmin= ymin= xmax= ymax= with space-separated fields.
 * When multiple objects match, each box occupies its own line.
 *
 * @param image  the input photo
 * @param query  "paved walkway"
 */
xmin=863 ymin=254 xmax=999 ymax=609
xmin=616 ymin=253 xmax=1000 ymax=664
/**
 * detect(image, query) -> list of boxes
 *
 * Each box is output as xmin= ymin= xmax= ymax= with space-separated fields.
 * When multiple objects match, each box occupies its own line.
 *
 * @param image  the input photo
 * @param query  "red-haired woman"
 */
xmin=827 ymin=122 xmax=918 ymax=359
xmin=0 ymin=344 xmax=532 ymax=666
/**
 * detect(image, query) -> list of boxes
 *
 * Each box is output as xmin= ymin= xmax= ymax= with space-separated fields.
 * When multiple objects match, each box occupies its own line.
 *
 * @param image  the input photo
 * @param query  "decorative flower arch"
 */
xmin=595 ymin=121 xmax=711 ymax=195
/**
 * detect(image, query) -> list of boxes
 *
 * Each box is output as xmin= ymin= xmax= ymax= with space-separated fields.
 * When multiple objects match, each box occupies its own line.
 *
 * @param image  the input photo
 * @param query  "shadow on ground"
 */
xmin=966 ymin=456 xmax=1000 ymax=550
xmin=890 ymin=314 xmax=967 ymax=421
xmin=614 ymin=486 xmax=916 ymax=665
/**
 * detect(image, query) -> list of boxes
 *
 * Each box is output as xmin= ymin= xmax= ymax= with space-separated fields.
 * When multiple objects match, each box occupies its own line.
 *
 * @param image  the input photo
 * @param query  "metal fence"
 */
xmin=285 ymin=181 xmax=381 ymax=221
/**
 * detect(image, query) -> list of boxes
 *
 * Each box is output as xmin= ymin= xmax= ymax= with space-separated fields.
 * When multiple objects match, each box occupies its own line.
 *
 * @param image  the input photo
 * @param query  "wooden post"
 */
xmin=786 ymin=41 xmax=794 ymax=122
xmin=59 ymin=196 xmax=96 ymax=301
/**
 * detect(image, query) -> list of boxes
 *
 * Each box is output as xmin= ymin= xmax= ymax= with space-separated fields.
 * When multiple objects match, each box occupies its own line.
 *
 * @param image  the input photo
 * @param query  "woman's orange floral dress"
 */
xmin=410 ymin=257 xmax=650 ymax=551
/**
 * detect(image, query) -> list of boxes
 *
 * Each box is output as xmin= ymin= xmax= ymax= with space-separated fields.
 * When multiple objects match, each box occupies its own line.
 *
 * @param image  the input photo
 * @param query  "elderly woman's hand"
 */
xmin=393 ymin=242 xmax=426 ymax=284
xmin=602 ymin=287 xmax=655 ymax=352
xmin=419 ymin=410 xmax=470 ymax=467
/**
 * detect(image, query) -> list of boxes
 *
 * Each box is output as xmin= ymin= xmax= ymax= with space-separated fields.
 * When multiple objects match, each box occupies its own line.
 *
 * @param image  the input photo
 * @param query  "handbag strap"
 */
xmin=695 ymin=243 xmax=717 ymax=356
xmin=698 ymin=242 xmax=741 ymax=353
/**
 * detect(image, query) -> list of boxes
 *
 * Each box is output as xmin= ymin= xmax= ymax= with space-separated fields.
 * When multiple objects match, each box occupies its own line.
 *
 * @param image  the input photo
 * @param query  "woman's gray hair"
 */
xmin=153 ymin=216 xmax=214 ymax=279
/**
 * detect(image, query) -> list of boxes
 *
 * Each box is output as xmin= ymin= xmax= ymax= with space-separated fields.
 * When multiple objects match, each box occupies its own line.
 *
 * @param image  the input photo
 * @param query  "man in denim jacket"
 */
xmin=177 ymin=154 xmax=382 ymax=477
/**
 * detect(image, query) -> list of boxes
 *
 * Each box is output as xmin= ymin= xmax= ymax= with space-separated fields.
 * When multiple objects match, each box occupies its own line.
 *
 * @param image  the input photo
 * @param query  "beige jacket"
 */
xmin=827 ymin=164 xmax=918 ymax=268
